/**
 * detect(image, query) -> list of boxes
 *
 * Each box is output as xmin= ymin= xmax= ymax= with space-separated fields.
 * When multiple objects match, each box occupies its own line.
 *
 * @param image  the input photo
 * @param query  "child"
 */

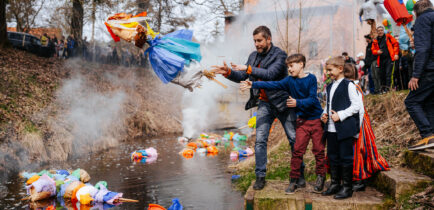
xmin=321 ymin=57 xmax=361 ymax=199
xmin=240 ymin=54 xmax=326 ymax=193
xmin=343 ymin=63 xmax=390 ymax=192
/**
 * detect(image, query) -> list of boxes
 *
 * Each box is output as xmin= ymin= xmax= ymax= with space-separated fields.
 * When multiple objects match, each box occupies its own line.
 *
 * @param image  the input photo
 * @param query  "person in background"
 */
xmin=342 ymin=52 xmax=356 ymax=64
xmin=363 ymin=34 xmax=376 ymax=94
xmin=41 ymin=33 xmax=48 ymax=47
xmin=405 ymin=0 xmax=434 ymax=151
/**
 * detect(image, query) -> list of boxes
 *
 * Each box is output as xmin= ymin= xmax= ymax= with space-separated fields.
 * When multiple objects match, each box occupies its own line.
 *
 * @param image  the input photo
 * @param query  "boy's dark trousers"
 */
xmin=405 ymin=71 xmax=434 ymax=138
xmin=290 ymin=118 xmax=325 ymax=178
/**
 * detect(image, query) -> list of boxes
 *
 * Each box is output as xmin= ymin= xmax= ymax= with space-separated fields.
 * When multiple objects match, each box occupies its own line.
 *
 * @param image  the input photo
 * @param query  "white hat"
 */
xmin=356 ymin=52 xmax=364 ymax=58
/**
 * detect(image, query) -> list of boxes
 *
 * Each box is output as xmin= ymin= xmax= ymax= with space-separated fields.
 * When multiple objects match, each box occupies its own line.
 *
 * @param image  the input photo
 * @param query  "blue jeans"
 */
xmin=255 ymin=101 xmax=304 ymax=177
xmin=405 ymin=71 xmax=434 ymax=138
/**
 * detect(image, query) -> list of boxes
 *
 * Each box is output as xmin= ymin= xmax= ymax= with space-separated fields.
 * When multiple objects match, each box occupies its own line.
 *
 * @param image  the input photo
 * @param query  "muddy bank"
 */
xmin=0 ymin=49 xmax=184 ymax=178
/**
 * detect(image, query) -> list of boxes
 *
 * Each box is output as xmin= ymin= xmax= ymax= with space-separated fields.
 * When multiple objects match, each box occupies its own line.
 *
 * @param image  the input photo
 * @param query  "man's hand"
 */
xmin=377 ymin=50 xmax=383 ymax=55
xmin=331 ymin=110 xmax=340 ymax=122
xmin=240 ymin=81 xmax=252 ymax=91
xmin=211 ymin=61 xmax=230 ymax=75
xmin=286 ymin=96 xmax=297 ymax=108
xmin=231 ymin=63 xmax=247 ymax=71
xmin=408 ymin=77 xmax=419 ymax=91
xmin=321 ymin=113 xmax=328 ymax=124
xmin=394 ymin=55 xmax=399 ymax=61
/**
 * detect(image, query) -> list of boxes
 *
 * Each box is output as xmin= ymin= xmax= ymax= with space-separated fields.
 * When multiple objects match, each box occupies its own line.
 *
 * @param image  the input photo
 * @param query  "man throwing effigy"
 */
xmin=211 ymin=26 xmax=303 ymax=190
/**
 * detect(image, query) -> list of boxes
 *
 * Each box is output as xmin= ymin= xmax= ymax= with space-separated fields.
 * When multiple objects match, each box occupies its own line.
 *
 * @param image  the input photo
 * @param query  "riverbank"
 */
xmin=0 ymin=48 xmax=184 ymax=176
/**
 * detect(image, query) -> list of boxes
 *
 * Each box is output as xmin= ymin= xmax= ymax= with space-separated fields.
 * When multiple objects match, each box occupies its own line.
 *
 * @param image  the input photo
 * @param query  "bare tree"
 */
xmin=71 ymin=0 xmax=83 ymax=41
xmin=7 ymin=0 xmax=45 ymax=33
xmin=0 ymin=0 xmax=9 ymax=48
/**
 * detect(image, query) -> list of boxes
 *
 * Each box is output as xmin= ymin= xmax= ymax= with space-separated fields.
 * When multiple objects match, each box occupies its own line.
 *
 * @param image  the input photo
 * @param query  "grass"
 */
xmin=393 ymin=181 xmax=433 ymax=209
xmin=24 ymin=120 xmax=39 ymax=134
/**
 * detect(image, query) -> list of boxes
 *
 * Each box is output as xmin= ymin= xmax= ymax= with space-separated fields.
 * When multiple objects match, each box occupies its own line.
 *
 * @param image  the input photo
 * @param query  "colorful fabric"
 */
xmin=353 ymin=85 xmax=390 ymax=180
xmin=27 ymin=174 xmax=56 ymax=196
xmin=384 ymin=0 xmax=413 ymax=26
xmin=145 ymin=29 xmax=202 ymax=84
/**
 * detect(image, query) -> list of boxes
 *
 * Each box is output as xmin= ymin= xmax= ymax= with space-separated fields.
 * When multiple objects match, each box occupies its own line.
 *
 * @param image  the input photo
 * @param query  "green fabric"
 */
xmin=55 ymin=180 xmax=64 ymax=192
xmin=95 ymin=181 xmax=108 ymax=190
xmin=238 ymin=135 xmax=247 ymax=141
xmin=37 ymin=170 xmax=53 ymax=178
xmin=71 ymin=169 xmax=81 ymax=180
xmin=223 ymin=131 xmax=230 ymax=140
xmin=406 ymin=0 xmax=415 ymax=12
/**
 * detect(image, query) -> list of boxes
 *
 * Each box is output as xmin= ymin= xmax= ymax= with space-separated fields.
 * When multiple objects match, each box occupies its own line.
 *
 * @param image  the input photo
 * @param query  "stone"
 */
xmin=244 ymin=180 xmax=384 ymax=210
xmin=372 ymin=168 xmax=432 ymax=199
xmin=403 ymin=149 xmax=434 ymax=178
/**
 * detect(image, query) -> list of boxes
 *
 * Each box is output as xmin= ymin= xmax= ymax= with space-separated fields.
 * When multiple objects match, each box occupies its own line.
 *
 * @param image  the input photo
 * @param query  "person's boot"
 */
xmin=322 ymin=166 xmax=341 ymax=196
xmin=313 ymin=175 xmax=326 ymax=192
xmin=285 ymin=178 xmax=298 ymax=194
xmin=253 ymin=176 xmax=266 ymax=190
xmin=408 ymin=135 xmax=434 ymax=151
xmin=334 ymin=166 xmax=353 ymax=199
xmin=352 ymin=180 xmax=366 ymax=192
xmin=297 ymin=168 xmax=306 ymax=188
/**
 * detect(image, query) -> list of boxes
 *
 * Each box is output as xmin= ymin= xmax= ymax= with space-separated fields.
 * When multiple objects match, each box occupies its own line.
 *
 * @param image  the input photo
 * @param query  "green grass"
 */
xmin=24 ymin=120 xmax=39 ymax=133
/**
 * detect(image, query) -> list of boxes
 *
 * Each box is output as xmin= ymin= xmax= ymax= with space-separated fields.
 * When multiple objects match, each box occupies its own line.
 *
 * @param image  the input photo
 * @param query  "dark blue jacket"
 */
xmin=413 ymin=8 xmax=434 ymax=78
xmin=324 ymin=79 xmax=359 ymax=140
xmin=227 ymin=44 xmax=289 ymax=112
xmin=251 ymin=74 xmax=323 ymax=120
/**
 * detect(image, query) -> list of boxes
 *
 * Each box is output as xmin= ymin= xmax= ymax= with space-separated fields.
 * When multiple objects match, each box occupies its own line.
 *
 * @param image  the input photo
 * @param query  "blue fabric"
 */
xmin=252 ymin=74 xmax=323 ymax=120
xmin=58 ymin=181 xmax=72 ymax=197
xmin=65 ymin=175 xmax=79 ymax=181
xmin=56 ymin=170 xmax=70 ymax=176
xmin=168 ymin=198 xmax=183 ymax=210
xmin=399 ymin=23 xmax=412 ymax=50
xmin=145 ymin=29 xmax=202 ymax=83
xmin=103 ymin=192 xmax=118 ymax=202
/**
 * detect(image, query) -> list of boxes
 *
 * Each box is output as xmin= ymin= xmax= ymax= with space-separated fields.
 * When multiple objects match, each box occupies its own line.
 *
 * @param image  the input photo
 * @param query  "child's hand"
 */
xmin=240 ymin=81 xmax=252 ymax=91
xmin=286 ymin=96 xmax=297 ymax=107
xmin=331 ymin=110 xmax=340 ymax=122
xmin=321 ymin=113 xmax=328 ymax=123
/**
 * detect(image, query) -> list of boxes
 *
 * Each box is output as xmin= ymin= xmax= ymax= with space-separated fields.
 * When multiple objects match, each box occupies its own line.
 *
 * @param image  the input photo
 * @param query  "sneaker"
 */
xmin=285 ymin=179 xmax=298 ymax=194
xmin=408 ymin=135 xmax=434 ymax=151
xmin=313 ymin=175 xmax=326 ymax=192
xmin=297 ymin=175 xmax=306 ymax=188
xmin=253 ymin=177 xmax=266 ymax=190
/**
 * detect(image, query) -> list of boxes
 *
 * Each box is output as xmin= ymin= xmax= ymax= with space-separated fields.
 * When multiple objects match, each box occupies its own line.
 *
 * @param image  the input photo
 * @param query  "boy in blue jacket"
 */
xmin=241 ymin=54 xmax=326 ymax=194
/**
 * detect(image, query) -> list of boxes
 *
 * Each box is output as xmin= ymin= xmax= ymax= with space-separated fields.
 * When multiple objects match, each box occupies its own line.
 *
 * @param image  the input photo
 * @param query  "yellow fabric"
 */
xmin=79 ymin=193 xmax=94 ymax=205
xmin=26 ymin=175 xmax=40 ymax=185
xmin=145 ymin=21 xmax=159 ymax=39
xmin=120 ymin=22 xmax=139 ymax=28
xmin=248 ymin=116 xmax=256 ymax=128
xmin=41 ymin=36 xmax=48 ymax=46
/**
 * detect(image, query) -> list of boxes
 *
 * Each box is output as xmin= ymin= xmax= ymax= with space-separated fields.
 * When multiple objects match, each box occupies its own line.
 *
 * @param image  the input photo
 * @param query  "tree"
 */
xmin=0 ymin=0 xmax=9 ymax=48
xmin=71 ymin=0 xmax=83 ymax=42
xmin=6 ymin=0 xmax=45 ymax=33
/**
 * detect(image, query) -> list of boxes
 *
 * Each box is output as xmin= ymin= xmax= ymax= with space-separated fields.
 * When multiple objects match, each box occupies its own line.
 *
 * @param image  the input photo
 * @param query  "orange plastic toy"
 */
xmin=187 ymin=142 xmax=198 ymax=150
xmin=148 ymin=203 xmax=167 ymax=210
xmin=182 ymin=149 xmax=194 ymax=159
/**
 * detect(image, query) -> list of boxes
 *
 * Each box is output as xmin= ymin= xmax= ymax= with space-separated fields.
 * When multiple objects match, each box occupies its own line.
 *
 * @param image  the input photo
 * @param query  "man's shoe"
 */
xmin=352 ymin=180 xmax=366 ymax=192
xmin=253 ymin=177 xmax=266 ymax=190
xmin=408 ymin=135 xmax=434 ymax=151
xmin=313 ymin=175 xmax=326 ymax=192
xmin=285 ymin=178 xmax=298 ymax=194
xmin=297 ymin=174 xmax=306 ymax=188
xmin=334 ymin=166 xmax=353 ymax=199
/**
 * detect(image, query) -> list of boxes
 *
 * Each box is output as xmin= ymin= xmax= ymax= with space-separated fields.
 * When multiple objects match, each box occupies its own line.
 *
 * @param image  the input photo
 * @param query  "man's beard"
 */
xmin=256 ymin=46 xmax=268 ymax=54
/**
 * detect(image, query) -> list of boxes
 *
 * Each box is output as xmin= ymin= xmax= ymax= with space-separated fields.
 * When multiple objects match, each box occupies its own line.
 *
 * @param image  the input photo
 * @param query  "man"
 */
xmin=405 ymin=0 xmax=434 ymax=151
xmin=371 ymin=26 xmax=399 ymax=92
xmin=212 ymin=26 xmax=301 ymax=190
xmin=342 ymin=52 xmax=356 ymax=64
xmin=363 ymin=34 xmax=376 ymax=94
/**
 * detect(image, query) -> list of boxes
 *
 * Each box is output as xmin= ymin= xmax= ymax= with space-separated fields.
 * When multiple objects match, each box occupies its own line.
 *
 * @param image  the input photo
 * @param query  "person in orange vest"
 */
xmin=371 ymin=26 xmax=399 ymax=93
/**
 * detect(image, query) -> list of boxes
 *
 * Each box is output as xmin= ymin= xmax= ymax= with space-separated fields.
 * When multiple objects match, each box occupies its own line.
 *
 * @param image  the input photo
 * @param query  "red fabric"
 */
xmin=352 ymin=85 xmax=390 ymax=181
xmin=290 ymin=118 xmax=326 ymax=178
xmin=371 ymin=33 xmax=400 ymax=66
xmin=384 ymin=0 xmax=413 ymax=26
xmin=104 ymin=22 xmax=120 ymax=42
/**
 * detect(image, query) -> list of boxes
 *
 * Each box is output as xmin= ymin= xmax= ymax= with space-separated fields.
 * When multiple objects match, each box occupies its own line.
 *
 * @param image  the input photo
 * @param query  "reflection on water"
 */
xmin=0 ymin=136 xmax=245 ymax=210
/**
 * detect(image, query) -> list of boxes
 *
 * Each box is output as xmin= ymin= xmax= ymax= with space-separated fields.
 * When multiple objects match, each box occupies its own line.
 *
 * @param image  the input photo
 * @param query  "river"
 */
xmin=0 ymin=135 xmax=245 ymax=210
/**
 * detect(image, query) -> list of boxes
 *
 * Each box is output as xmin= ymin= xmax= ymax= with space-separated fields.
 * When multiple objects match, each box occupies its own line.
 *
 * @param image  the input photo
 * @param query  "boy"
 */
xmin=240 ymin=54 xmax=326 ymax=193
xmin=321 ymin=57 xmax=361 ymax=199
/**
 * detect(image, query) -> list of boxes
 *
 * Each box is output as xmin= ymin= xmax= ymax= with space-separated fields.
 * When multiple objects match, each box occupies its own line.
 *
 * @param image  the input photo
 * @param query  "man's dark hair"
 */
xmin=342 ymin=52 xmax=349 ymax=56
xmin=414 ymin=0 xmax=433 ymax=17
xmin=253 ymin=26 xmax=272 ymax=39
xmin=286 ymin=53 xmax=306 ymax=67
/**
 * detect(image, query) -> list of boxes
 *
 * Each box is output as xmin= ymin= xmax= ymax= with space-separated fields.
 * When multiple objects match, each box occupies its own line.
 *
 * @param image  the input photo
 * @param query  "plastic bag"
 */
xmin=168 ymin=198 xmax=183 ymax=210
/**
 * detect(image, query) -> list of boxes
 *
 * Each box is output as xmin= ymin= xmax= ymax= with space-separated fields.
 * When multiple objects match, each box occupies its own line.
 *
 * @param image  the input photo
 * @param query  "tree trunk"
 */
xmin=91 ymin=0 xmax=96 ymax=43
xmin=71 ymin=0 xmax=83 ymax=42
xmin=0 ymin=0 xmax=9 ymax=48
